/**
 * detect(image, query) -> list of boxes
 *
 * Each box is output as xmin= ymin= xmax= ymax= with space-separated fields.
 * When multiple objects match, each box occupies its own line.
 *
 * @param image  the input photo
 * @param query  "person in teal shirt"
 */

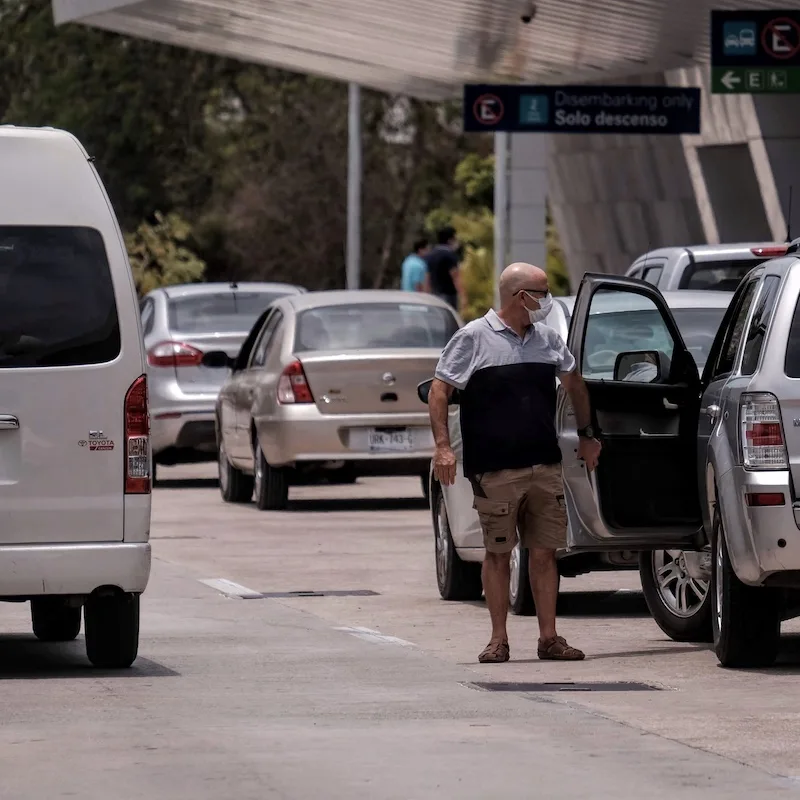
xmin=401 ymin=238 xmax=430 ymax=292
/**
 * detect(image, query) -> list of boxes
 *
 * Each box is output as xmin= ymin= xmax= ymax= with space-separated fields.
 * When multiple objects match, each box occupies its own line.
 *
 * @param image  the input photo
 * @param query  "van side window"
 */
xmin=784 ymin=294 xmax=800 ymax=378
xmin=711 ymin=279 xmax=758 ymax=379
xmin=741 ymin=276 xmax=780 ymax=375
xmin=0 ymin=227 xmax=120 ymax=368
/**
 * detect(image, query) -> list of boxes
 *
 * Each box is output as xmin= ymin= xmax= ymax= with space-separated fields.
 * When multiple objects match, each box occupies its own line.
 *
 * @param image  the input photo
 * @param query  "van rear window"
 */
xmin=0 ymin=227 xmax=120 ymax=368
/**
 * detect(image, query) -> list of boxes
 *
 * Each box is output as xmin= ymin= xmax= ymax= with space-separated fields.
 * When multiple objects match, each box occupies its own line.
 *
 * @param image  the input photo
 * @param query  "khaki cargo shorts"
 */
xmin=470 ymin=464 xmax=567 ymax=555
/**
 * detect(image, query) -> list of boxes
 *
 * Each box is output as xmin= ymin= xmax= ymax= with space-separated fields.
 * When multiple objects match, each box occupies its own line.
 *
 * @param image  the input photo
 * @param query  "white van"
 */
xmin=0 ymin=127 xmax=151 ymax=668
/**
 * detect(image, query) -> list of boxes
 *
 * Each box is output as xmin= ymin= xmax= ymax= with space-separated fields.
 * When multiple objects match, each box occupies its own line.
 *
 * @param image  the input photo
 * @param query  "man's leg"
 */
xmin=482 ymin=551 xmax=511 ymax=645
xmin=528 ymin=548 xmax=558 ymax=642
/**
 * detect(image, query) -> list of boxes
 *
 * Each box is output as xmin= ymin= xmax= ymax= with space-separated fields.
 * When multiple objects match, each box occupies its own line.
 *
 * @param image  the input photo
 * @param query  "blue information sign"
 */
xmin=463 ymin=85 xmax=701 ymax=135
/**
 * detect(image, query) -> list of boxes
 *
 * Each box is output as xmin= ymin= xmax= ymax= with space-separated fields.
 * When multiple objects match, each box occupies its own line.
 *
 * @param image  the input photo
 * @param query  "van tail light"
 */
xmin=125 ymin=375 xmax=151 ymax=494
xmin=751 ymin=246 xmax=787 ymax=257
xmin=277 ymin=361 xmax=314 ymax=404
xmin=746 ymin=492 xmax=785 ymax=507
xmin=148 ymin=341 xmax=203 ymax=367
xmin=740 ymin=392 xmax=788 ymax=470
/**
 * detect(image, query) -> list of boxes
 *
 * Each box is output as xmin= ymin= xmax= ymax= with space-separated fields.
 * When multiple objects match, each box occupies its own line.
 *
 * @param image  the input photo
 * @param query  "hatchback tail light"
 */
xmin=277 ymin=361 xmax=314 ymax=404
xmin=148 ymin=341 xmax=203 ymax=368
xmin=740 ymin=393 xmax=788 ymax=470
xmin=751 ymin=246 xmax=787 ymax=257
xmin=125 ymin=375 xmax=151 ymax=494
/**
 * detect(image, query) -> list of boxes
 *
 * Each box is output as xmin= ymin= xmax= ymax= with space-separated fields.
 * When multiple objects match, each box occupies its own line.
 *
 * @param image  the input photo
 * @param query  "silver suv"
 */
xmin=565 ymin=262 xmax=800 ymax=668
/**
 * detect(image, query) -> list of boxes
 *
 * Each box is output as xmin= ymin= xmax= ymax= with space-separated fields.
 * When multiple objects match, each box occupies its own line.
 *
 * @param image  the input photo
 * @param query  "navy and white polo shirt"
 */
xmin=435 ymin=309 xmax=576 ymax=477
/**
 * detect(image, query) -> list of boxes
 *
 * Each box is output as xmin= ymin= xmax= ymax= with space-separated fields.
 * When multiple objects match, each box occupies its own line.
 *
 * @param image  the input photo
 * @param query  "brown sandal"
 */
xmin=538 ymin=636 xmax=585 ymax=661
xmin=478 ymin=640 xmax=510 ymax=663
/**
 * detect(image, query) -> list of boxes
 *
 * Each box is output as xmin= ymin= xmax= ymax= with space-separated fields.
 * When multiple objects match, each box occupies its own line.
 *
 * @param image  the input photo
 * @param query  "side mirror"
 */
xmin=614 ymin=350 xmax=664 ymax=383
xmin=417 ymin=379 xmax=433 ymax=404
xmin=202 ymin=350 xmax=234 ymax=370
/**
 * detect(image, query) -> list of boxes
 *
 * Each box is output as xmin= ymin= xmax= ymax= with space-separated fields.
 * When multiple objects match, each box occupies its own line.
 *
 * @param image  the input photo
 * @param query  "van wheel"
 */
xmin=433 ymin=485 xmax=482 ymax=601
xmin=640 ymin=550 xmax=713 ymax=642
xmin=31 ymin=598 xmax=81 ymax=642
xmin=84 ymin=592 xmax=140 ymax=669
xmin=254 ymin=442 xmax=289 ymax=511
xmin=509 ymin=543 xmax=535 ymax=616
xmin=712 ymin=506 xmax=780 ymax=668
xmin=218 ymin=437 xmax=254 ymax=503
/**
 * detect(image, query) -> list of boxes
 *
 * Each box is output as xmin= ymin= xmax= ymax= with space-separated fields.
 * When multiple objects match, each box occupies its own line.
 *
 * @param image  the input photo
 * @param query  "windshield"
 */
xmin=168 ymin=291 xmax=291 ymax=334
xmin=295 ymin=303 xmax=459 ymax=352
xmin=680 ymin=258 xmax=765 ymax=291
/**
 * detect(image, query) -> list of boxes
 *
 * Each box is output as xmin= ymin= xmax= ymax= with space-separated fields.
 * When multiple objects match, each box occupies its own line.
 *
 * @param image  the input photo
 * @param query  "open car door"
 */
xmin=557 ymin=274 xmax=704 ymax=552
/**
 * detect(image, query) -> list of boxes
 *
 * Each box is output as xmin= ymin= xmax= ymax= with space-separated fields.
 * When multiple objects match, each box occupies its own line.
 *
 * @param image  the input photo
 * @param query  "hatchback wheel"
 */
xmin=31 ymin=598 xmax=81 ymax=642
xmin=509 ymin=543 xmax=535 ymax=615
xmin=712 ymin=506 xmax=780 ymax=668
xmin=254 ymin=442 xmax=289 ymax=511
xmin=433 ymin=485 xmax=482 ymax=601
xmin=84 ymin=591 xmax=140 ymax=669
xmin=640 ymin=550 xmax=713 ymax=642
xmin=218 ymin=436 xmax=254 ymax=504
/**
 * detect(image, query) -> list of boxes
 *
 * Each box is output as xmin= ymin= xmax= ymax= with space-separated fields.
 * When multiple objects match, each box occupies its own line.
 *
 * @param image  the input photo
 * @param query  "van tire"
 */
xmin=218 ymin=437 xmax=254 ymax=504
xmin=31 ymin=598 xmax=81 ymax=642
xmin=712 ymin=506 xmax=780 ymax=668
xmin=254 ymin=442 xmax=289 ymax=511
xmin=84 ymin=592 xmax=140 ymax=669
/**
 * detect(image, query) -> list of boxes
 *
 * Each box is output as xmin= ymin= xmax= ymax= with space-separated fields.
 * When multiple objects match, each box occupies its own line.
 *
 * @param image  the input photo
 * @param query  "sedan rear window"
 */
xmin=0 ymin=226 xmax=120 ymax=368
xmin=295 ymin=303 xmax=459 ymax=352
xmin=168 ymin=291 xmax=289 ymax=334
xmin=680 ymin=259 xmax=765 ymax=291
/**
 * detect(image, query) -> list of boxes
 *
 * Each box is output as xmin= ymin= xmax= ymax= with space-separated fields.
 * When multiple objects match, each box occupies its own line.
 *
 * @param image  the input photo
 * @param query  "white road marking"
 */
xmin=200 ymin=578 xmax=263 ymax=599
xmin=335 ymin=626 xmax=415 ymax=648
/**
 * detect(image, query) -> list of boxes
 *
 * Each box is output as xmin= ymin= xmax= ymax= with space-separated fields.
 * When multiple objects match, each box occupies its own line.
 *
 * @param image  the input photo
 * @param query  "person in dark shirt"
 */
xmin=424 ymin=226 xmax=463 ymax=311
xmin=428 ymin=262 xmax=601 ymax=664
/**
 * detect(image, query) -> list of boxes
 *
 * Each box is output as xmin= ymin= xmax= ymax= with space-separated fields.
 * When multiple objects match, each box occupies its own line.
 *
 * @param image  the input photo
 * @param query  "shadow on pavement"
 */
xmin=507 ymin=644 xmax=710 ymax=665
xmin=0 ymin=635 xmax=179 ymax=679
xmin=155 ymin=478 xmax=219 ymax=490
xmin=734 ymin=633 xmax=800 ymax=674
xmin=462 ymin=590 xmax=649 ymax=618
xmin=287 ymin=497 xmax=429 ymax=513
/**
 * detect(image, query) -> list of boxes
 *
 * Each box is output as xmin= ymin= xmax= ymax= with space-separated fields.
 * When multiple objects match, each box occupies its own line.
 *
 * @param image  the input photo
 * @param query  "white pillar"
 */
xmin=493 ymin=132 xmax=510 ymax=308
xmin=346 ymin=82 xmax=362 ymax=290
xmin=508 ymin=134 xmax=549 ymax=269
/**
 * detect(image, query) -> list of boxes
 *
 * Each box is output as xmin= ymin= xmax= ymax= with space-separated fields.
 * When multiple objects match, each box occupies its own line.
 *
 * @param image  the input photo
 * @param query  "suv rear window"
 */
xmin=680 ymin=258 xmax=765 ymax=291
xmin=784 ymin=292 xmax=800 ymax=378
xmin=168 ymin=291 xmax=289 ymax=334
xmin=0 ymin=226 xmax=120 ymax=368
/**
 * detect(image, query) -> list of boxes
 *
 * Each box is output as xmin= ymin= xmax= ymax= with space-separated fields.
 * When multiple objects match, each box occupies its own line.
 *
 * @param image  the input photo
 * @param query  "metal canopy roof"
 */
xmin=53 ymin=0 xmax=800 ymax=99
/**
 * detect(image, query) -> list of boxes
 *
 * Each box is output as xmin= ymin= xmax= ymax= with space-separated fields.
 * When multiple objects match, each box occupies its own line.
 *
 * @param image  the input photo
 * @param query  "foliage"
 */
xmin=125 ymin=212 xmax=206 ymax=296
xmin=546 ymin=206 xmax=571 ymax=297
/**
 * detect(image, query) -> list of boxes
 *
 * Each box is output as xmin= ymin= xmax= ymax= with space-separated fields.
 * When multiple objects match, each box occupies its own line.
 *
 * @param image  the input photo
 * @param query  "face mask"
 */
xmin=526 ymin=292 xmax=552 ymax=324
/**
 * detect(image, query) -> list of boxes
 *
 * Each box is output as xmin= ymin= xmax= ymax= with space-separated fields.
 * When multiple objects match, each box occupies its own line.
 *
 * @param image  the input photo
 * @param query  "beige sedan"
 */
xmin=207 ymin=290 xmax=460 ymax=510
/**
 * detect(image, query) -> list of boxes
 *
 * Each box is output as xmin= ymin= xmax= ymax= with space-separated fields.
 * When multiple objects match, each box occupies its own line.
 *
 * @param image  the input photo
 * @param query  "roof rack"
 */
xmin=787 ymin=238 xmax=800 ymax=255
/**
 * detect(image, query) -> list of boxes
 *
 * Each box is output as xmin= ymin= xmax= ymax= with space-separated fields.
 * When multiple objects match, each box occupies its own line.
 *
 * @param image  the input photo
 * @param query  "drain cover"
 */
xmin=247 ymin=589 xmax=380 ymax=599
xmin=469 ymin=681 xmax=661 ymax=693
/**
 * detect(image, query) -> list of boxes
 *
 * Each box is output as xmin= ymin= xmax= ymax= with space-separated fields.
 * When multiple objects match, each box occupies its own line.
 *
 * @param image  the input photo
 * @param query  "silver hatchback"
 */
xmin=141 ymin=282 xmax=304 ymax=475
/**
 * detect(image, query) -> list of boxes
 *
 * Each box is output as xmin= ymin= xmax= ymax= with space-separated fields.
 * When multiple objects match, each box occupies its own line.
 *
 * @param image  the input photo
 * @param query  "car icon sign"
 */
xmin=739 ymin=28 xmax=755 ymax=47
xmin=726 ymin=33 xmax=741 ymax=48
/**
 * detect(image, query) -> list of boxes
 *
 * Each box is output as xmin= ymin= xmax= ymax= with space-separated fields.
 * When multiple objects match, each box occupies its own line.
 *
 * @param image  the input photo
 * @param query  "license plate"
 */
xmin=368 ymin=428 xmax=413 ymax=452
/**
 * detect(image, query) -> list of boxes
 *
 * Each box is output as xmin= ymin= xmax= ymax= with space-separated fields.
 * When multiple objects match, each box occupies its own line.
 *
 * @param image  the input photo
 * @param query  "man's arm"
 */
xmin=429 ymin=378 xmax=457 ymax=485
xmin=560 ymin=370 xmax=601 ymax=471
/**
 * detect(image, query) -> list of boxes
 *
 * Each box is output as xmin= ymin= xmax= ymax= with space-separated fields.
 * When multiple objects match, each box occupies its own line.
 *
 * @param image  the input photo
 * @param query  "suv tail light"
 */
xmin=125 ymin=375 xmax=151 ymax=494
xmin=751 ymin=246 xmax=787 ymax=257
xmin=740 ymin=392 xmax=788 ymax=470
xmin=148 ymin=341 xmax=203 ymax=367
xmin=277 ymin=361 xmax=314 ymax=404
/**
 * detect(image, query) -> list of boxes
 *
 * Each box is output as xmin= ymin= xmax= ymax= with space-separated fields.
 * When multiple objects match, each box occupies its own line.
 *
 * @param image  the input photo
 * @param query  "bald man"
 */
xmin=429 ymin=263 xmax=601 ymax=664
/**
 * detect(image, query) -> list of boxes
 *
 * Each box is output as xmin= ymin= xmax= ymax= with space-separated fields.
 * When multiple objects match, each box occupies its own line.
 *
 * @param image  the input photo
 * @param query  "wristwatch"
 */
xmin=577 ymin=425 xmax=596 ymax=439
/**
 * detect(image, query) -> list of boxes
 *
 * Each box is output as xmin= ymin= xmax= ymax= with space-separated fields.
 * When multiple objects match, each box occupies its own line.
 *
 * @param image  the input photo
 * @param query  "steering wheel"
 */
xmin=586 ymin=349 xmax=619 ymax=370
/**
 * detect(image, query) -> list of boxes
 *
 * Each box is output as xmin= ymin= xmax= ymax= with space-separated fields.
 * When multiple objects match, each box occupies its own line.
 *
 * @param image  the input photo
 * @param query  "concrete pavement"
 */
xmin=0 ymin=467 xmax=799 ymax=798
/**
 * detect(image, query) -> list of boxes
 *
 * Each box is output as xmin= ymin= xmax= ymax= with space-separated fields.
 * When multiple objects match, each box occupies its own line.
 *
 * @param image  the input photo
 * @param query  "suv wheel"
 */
xmin=712 ymin=505 xmax=781 ymax=667
xmin=31 ymin=598 xmax=81 ymax=642
xmin=218 ymin=436 xmax=254 ymax=504
xmin=254 ymin=442 xmax=289 ymax=511
xmin=84 ymin=592 xmax=140 ymax=669
xmin=433 ymin=485 xmax=482 ymax=601
xmin=640 ymin=550 xmax=713 ymax=642
xmin=509 ymin=543 xmax=535 ymax=615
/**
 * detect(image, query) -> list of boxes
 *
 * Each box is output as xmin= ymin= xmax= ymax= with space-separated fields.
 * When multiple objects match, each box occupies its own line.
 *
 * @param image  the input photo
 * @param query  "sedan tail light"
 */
xmin=277 ymin=361 xmax=314 ymax=404
xmin=740 ymin=392 xmax=788 ymax=470
xmin=125 ymin=375 xmax=151 ymax=494
xmin=148 ymin=341 xmax=204 ymax=368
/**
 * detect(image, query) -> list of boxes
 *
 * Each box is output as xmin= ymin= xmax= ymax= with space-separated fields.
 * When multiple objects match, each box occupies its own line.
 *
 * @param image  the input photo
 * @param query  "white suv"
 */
xmin=0 ymin=127 xmax=151 ymax=668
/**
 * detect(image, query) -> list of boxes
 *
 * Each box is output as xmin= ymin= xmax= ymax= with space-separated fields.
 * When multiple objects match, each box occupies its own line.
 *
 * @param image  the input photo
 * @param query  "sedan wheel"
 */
xmin=639 ymin=550 xmax=713 ymax=642
xmin=218 ymin=435 xmax=254 ymax=504
xmin=433 ymin=486 xmax=482 ymax=601
xmin=253 ymin=442 xmax=289 ymax=511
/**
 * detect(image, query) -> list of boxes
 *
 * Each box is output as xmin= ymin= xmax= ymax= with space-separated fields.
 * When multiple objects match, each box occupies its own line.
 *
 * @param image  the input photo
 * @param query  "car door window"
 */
xmin=741 ymin=276 xmax=780 ymax=375
xmin=641 ymin=265 xmax=664 ymax=286
xmin=140 ymin=299 xmax=155 ymax=336
xmin=709 ymin=279 xmax=758 ymax=379
xmin=582 ymin=289 xmax=675 ymax=380
xmin=249 ymin=312 xmax=282 ymax=368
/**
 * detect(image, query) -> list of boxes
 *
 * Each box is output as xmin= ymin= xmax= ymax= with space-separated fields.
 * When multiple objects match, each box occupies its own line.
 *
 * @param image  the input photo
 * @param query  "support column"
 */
xmin=508 ymin=134 xmax=548 ymax=270
xmin=493 ymin=132 xmax=509 ymax=308
xmin=346 ymin=82 xmax=362 ymax=290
